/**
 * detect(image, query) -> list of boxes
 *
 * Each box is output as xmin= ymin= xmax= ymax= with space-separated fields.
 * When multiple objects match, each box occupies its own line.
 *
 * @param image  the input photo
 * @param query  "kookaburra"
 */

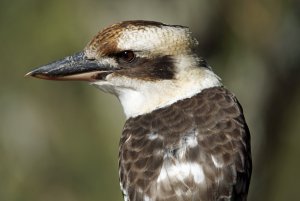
xmin=26 ymin=20 xmax=252 ymax=201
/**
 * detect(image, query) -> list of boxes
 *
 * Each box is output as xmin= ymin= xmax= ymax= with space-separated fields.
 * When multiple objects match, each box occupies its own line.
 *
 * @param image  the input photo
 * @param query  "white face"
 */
xmin=117 ymin=25 xmax=197 ymax=57
xmin=87 ymin=22 xmax=221 ymax=119
xmin=92 ymin=55 xmax=221 ymax=119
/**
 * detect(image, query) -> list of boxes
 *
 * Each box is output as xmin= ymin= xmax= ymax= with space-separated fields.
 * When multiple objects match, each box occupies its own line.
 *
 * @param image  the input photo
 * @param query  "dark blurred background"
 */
xmin=1 ymin=0 xmax=300 ymax=200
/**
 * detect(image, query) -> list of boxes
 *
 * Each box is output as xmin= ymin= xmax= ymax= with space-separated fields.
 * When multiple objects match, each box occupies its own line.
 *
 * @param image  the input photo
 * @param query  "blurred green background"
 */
xmin=1 ymin=0 xmax=300 ymax=200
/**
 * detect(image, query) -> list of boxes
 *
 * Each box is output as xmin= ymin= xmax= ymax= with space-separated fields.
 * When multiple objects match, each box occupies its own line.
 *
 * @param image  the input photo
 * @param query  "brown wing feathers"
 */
xmin=119 ymin=87 xmax=251 ymax=201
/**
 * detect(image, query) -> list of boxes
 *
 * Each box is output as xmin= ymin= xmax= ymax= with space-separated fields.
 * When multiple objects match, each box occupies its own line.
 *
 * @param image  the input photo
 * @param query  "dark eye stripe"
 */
xmin=115 ymin=55 xmax=176 ymax=80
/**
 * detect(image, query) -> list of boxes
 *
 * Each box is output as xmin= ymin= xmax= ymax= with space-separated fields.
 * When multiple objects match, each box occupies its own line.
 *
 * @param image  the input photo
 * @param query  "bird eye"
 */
xmin=118 ymin=51 xmax=135 ymax=63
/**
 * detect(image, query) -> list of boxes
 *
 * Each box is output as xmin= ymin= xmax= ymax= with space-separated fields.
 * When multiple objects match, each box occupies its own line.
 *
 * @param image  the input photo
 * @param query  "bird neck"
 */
xmin=116 ymin=67 xmax=222 ymax=119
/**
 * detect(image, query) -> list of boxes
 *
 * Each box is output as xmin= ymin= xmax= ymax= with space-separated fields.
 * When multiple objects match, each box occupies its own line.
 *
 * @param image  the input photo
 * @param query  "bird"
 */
xmin=26 ymin=20 xmax=252 ymax=201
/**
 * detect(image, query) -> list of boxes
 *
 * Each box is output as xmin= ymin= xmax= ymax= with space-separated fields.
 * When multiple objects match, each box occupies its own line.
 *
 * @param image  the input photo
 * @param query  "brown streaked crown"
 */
xmin=84 ymin=20 xmax=192 ymax=58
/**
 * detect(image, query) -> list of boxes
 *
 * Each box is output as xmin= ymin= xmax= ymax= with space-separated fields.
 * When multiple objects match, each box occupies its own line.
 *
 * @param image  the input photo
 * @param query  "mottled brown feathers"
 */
xmin=119 ymin=87 xmax=251 ymax=201
xmin=86 ymin=22 xmax=122 ymax=56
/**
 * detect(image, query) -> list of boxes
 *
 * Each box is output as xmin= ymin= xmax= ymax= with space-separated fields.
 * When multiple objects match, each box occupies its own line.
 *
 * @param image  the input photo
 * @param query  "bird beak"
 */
xmin=25 ymin=51 xmax=114 ymax=81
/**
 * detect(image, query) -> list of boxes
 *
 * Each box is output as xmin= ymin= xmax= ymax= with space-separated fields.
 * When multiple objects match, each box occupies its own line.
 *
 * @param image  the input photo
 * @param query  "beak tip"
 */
xmin=25 ymin=69 xmax=40 ymax=78
xmin=24 ymin=71 xmax=33 ymax=78
xmin=24 ymin=70 xmax=45 ymax=79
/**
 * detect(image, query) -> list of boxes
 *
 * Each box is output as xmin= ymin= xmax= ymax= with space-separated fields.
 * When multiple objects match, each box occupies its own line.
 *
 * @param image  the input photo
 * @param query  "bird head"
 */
xmin=26 ymin=20 xmax=221 ymax=118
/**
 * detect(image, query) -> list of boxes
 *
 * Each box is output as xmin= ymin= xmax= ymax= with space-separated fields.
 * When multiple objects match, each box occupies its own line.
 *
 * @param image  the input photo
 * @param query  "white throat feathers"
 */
xmin=92 ymin=55 xmax=221 ymax=119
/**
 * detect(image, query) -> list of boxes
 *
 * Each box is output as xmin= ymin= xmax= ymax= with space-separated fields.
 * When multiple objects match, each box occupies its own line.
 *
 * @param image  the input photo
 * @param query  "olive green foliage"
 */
xmin=0 ymin=0 xmax=299 ymax=200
